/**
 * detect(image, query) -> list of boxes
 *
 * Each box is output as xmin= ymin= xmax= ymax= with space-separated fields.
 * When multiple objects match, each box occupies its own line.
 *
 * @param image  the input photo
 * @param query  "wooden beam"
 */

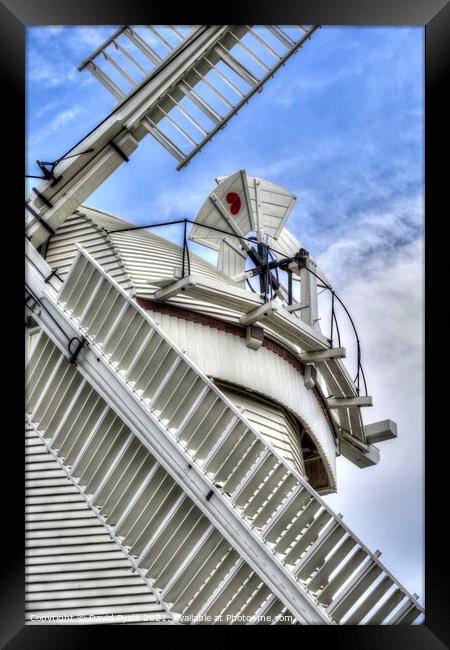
xmin=340 ymin=437 xmax=380 ymax=468
xmin=327 ymin=396 xmax=373 ymax=409
xmin=299 ymin=347 xmax=346 ymax=363
xmin=154 ymin=275 xmax=196 ymax=300
xmin=245 ymin=324 xmax=264 ymax=350
xmin=299 ymin=259 xmax=318 ymax=327
xmin=285 ymin=301 xmax=310 ymax=313
xmin=364 ymin=420 xmax=397 ymax=443
xmin=304 ymin=364 xmax=317 ymax=390
xmin=240 ymin=300 xmax=279 ymax=326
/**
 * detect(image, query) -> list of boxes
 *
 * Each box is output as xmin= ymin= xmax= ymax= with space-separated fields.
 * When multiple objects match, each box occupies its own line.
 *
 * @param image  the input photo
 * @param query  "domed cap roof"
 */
xmin=44 ymin=205 xmax=242 ymax=318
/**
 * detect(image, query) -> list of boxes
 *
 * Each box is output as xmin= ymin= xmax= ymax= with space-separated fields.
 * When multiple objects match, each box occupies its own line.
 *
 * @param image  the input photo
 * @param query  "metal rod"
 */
xmin=330 ymin=291 xmax=335 ymax=344
xmin=176 ymin=26 xmax=319 ymax=169
xmin=146 ymin=25 xmax=174 ymax=51
xmin=113 ymin=40 xmax=147 ymax=75
xmin=103 ymin=50 xmax=136 ymax=87
xmin=245 ymin=26 xmax=282 ymax=60
xmin=227 ymin=28 xmax=271 ymax=73
xmin=182 ymin=219 xmax=187 ymax=277
xmin=77 ymin=26 xmax=128 ymax=70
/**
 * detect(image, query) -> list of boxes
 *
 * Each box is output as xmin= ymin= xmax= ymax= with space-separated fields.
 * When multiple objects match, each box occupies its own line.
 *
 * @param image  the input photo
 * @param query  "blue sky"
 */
xmin=26 ymin=25 xmax=425 ymax=610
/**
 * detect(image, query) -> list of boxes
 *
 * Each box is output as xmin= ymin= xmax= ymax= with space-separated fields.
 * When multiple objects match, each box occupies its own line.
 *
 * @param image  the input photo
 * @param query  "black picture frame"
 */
xmin=1 ymin=1 xmax=448 ymax=647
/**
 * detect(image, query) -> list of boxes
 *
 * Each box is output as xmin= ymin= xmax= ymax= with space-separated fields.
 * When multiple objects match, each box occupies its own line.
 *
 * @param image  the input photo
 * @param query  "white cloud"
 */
xmin=268 ymin=26 xmax=423 ymax=111
xmin=273 ymin=60 xmax=365 ymax=109
xmin=26 ymin=26 xmax=118 ymax=89
xmin=317 ymin=194 xmax=423 ymax=287
xmin=29 ymin=105 xmax=87 ymax=146
xmin=27 ymin=51 xmax=64 ymax=88
xmin=318 ymin=203 xmax=424 ymax=601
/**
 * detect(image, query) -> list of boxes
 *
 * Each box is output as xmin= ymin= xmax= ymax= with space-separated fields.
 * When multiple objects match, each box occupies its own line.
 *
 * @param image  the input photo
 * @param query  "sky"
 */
xmin=26 ymin=25 xmax=425 ymax=612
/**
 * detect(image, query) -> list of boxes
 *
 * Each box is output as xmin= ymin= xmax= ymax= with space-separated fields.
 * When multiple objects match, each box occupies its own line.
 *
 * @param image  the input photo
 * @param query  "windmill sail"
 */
xmin=245 ymin=175 xmax=297 ymax=239
xmin=26 ymin=25 xmax=317 ymax=248
xmin=215 ymin=172 xmax=297 ymax=239
xmin=25 ymin=240 xmax=424 ymax=625
xmin=77 ymin=26 xmax=198 ymax=101
xmin=79 ymin=25 xmax=319 ymax=170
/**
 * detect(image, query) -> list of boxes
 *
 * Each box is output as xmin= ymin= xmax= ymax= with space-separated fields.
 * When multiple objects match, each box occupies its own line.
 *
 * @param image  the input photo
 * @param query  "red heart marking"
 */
xmin=225 ymin=192 xmax=241 ymax=216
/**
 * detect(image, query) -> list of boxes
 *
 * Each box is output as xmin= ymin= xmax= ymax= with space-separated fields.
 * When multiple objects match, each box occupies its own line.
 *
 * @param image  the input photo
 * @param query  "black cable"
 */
xmin=294 ymin=264 xmax=368 ymax=397
xmin=330 ymin=291 xmax=335 ymax=344
xmin=182 ymin=219 xmax=187 ymax=278
xmin=333 ymin=307 xmax=342 ymax=349
xmin=181 ymin=218 xmax=191 ymax=277
xmin=29 ymin=27 xmax=210 ymax=200
xmin=25 ymin=148 xmax=95 ymax=181
xmin=246 ymin=278 xmax=256 ymax=293
xmin=112 ymin=219 xmax=285 ymax=297
xmin=110 ymin=218 xmax=254 ymax=241
xmin=111 ymin=218 xmax=187 ymax=233
xmin=359 ymin=364 xmax=368 ymax=397
xmin=106 ymin=217 xmax=368 ymax=396
xmin=330 ymin=291 xmax=342 ymax=348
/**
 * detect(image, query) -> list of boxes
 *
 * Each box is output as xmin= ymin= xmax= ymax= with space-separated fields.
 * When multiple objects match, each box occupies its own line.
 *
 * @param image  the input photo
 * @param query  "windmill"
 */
xmin=25 ymin=25 xmax=423 ymax=625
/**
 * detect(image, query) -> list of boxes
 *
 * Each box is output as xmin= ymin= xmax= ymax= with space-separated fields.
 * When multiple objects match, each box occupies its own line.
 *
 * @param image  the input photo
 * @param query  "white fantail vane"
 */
xmin=189 ymin=170 xmax=297 ymax=249
xmin=189 ymin=170 xmax=328 ymax=318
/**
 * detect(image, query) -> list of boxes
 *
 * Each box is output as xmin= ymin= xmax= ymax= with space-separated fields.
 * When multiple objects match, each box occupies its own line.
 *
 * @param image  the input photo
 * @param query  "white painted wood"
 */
xmin=25 ymin=26 xmax=230 ymax=247
xmin=25 ymin=246 xmax=332 ymax=622
xmin=148 ymin=310 xmax=337 ymax=488
xmin=190 ymin=170 xmax=255 ymax=250
xmin=25 ymin=424 xmax=172 ymax=625
xmin=300 ymin=259 xmax=318 ymax=328
xmin=25 ymin=239 xmax=423 ymax=626
xmin=299 ymin=348 xmax=346 ymax=363
xmin=193 ymin=171 xmax=297 ymax=247
xmin=26 ymin=26 xmax=317 ymax=245
xmin=41 ymin=209 xmax=369 ymax=460
xmin=364 ymin=420 xmax=398 ymax=443
xmin=44 ymin=212 xmax=133 ymax=293
xmin=218 ymin=238 xmax=246 ymax=287
xmin=218 ymin=386 xmax=306 ymax=479
xmin=239 ymin=300 xmax=279 ymax=326
xmin=327 ymin=397 xmax=373 ymax=409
